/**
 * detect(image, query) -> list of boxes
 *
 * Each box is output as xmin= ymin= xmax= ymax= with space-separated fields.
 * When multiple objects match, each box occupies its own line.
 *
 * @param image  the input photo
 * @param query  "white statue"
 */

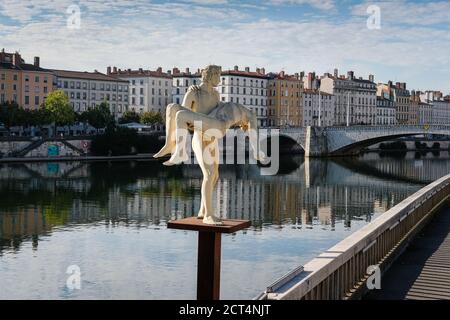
xmin=154 ymin=65 xmax=266 ymax=225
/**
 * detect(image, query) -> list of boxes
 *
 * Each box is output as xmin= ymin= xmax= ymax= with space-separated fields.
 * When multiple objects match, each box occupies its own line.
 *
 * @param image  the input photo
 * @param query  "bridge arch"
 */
xmin=261 ymin=134 xmax=305 ymax=155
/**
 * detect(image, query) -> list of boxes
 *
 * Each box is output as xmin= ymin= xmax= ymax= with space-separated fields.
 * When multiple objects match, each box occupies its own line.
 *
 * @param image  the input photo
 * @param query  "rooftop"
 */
xmin=108 ymin=67 xmax=173 ymax=79
xmin=51 ymin=69 xmax=128 ymax=82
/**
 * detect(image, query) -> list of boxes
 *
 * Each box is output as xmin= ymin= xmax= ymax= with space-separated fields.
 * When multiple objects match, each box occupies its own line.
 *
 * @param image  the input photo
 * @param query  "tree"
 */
xmin=119 ymin=110 xmax=140 ymax=124
xmin=140 ymin=111 xmax=163 ymax=125
xmin=80 ymin=101 xmax=115 ymax=133
xmin=0 ymin=102 xmax=24 ymax=132
xmin=44 ymin=90 xmax=76 ymax=126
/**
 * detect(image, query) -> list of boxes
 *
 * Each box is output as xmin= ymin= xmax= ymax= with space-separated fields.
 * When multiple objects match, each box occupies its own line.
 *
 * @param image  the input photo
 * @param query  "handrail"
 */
xmin=259 ymin=172 xmax=450 ymax=300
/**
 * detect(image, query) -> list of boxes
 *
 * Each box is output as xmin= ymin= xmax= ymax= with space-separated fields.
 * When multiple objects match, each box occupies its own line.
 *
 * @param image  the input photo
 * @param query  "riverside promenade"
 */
xmin=366 ymin=203 xmax=450 ymax=300
xmin=259 ymin=173 xmax=450 ymax=300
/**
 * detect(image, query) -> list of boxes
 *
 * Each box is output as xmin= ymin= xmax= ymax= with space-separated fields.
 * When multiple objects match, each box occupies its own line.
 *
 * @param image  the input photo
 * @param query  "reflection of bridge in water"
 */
xmin=2 ymin=154 xmax=450 ymax=254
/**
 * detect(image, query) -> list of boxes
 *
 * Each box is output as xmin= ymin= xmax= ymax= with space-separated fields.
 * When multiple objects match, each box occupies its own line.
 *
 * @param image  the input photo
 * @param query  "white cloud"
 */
xmin=0 ymin=0 xmax=448 ymax=92
xmin=351 ymin=0 xmax=450 ymax=26
xmin=270 ymin=0 xmax=335 ymax=10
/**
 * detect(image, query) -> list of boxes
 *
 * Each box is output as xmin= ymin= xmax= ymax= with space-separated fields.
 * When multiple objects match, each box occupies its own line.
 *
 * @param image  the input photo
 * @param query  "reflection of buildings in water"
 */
xmin=0 ymin=155 xmax=441 ymax=254
xmin=359 ymin=153 xmax=450 ymax=183
xmin=0 ymin=207 xmax=50 ymax=252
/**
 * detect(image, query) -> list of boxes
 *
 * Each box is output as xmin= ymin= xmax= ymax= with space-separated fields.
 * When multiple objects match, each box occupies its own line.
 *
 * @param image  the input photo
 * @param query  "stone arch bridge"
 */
xmin=268 ymin=125 xmax=450 ymax=157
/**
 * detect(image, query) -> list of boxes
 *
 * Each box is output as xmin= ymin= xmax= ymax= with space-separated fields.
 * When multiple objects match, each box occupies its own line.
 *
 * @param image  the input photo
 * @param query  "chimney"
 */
xmin=395 ymin=81 xmax=400 ymax=88
xmin=157 ymin=67 xmax=162 ymax=73
xmin=127 ymin=68 xmax=131 ymax=72
xmin=113 ymin=66 xmax=117 ymax=73
xmin=167 ymin=70 xmax=171 ymax=75
xmin=334 ymin=68 xmax=338 ymax=78
xmin=234 ymin=65 xmax=239 ymax=71
xmin=12 ymin=52 xmax=21 ymax=66
xmin=256 ymin=68 xmax=260 ymax=74
xmin=347 ymin=71 xmax=354 ymax=80
xmin=185 ymin=67 xmax=190 ymax=74
xmin=295 ymin=72 xmax=299 ymax=79
xmin=172 ymin=67 xmax=179 ymax=74
xmin=245 ymin=66 xmax=250 ymax=72
xmin=107 ymin=66 xmax=112 ymax=75
xmin=261 ymin=68 xmax=265 ymax=75
xmin=34 ymin=56 xmax=40 ymax=68
xmin=369 ymin=74 xmax=374 ymax=82
xmin=280 ymin=71 xmax=285 ymax=77
xmin=139 ymin=68 xmax=143 ymax=73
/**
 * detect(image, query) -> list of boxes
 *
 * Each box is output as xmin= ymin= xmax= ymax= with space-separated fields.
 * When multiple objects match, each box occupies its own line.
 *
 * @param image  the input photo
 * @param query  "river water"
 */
xmin=1 ymin=152 xmax=450 ymax=299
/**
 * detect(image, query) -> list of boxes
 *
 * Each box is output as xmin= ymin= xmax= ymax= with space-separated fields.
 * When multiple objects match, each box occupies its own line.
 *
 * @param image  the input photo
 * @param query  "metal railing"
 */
xmin=258 ymin=172 xmax=450 ymax=300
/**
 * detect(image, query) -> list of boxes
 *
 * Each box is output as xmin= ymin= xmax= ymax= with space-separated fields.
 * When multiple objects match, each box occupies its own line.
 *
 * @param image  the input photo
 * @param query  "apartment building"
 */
xmin=219 ymin=66 xmax=269 ymax=127
xmin=172 ymin=67 xmax=201 ymax=105
xmin=267 ymin=71 xmax=303 ymax=127
xmin=321 ymin=69 xmax=377 ymax=126
xmin=420 ymin=91 xmax=450 ymax=125
xmin=53 ymin=69 xmax=129 ymax=119
xmin=108 ymin=66 xmax=172 ymax=114
xmin=0 ymin=50 xmax=54 ymax=108
xmin=376 ymin=97 xmax=396 ymax=125
xmin=377 ymin=81 xmax=410 ymax=125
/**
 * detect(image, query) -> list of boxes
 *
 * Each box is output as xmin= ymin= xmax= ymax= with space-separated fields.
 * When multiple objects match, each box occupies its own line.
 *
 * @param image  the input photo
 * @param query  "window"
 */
xmin=25 ymin=75 xmax=29 ymax=82
xmin=35 ymin=96 xmax=39 ymax=105
xmin=25 ymin=96 xmax=29 ymax=104
xmin=13 ymin=74 xmax=18 ymax=81
xmin=0 ymin=73 xmax=5 ymax=80
xmin=35 ymin=76 xmax=40 ymax=82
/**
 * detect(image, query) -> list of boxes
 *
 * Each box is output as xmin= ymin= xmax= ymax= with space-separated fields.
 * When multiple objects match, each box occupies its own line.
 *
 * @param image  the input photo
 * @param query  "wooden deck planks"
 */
xmin=365 ymin=203 xmax=450 ymax=300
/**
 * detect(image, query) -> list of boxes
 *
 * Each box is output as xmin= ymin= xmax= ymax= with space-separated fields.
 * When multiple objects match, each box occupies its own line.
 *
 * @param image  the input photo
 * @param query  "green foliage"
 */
xmin=140 ymin=111 xmax=163 ymax=125
xmin=379 ymin=141 xmax=407 ymax=150
xmin=0 ymin=101 xmax=23 ymax=128
xmin=43 ymin=90 xmax=76 ymax=126
xmin=118 ymin=110 xmax=141 ymax=124
xmin=79 ymin=101 xmax=115 ymax=130
xmin=90 ymin=127 xmax=164 ymax=156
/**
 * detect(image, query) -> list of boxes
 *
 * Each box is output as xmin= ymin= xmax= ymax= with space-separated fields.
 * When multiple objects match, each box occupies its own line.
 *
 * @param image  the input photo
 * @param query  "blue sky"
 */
xmin=0 ymin=0 xmax=449 ymax=93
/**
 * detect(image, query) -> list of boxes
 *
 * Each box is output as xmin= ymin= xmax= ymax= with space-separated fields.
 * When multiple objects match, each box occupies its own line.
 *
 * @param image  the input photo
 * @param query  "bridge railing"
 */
xmin=258 ymin=172 xmax=450 ymax=300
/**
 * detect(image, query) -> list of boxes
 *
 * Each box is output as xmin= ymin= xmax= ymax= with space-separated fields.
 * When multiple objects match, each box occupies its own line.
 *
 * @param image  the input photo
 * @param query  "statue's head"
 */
xmin=201 ymin=65 xmax=221 ymax=87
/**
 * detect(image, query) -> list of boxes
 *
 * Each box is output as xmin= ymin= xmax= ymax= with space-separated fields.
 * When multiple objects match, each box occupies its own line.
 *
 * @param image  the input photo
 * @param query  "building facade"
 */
xmin=108 ymin=67 xmax=172 ymax=114
xmin=408 ymin=91 xmax=421 ymax=125
xmin=53 ymin=69 xmax=129 ymax=119
xmin=219 ymin=66 xmax=269 ymax=127
xmin=418 ymin=101 xmax=433 ymax=125
xmin=320 ymin=70 xmax=377 ymax=126
xmin=420 ymin=91 xmax=450 ymax=125
xmin=376 ymin=97 xmax=396 ymax=125
xmin=172 ymin=68 xmax=201 ymax=105
xmin=0 ymin=50 xmax=54 ymax=109
xmin=378 ymin=81 xmax=410 ymax=125
xmin=267 ymin=71 xmax=303 ymax=127
xmin=302 ymin=89 xmax=335 ymax=127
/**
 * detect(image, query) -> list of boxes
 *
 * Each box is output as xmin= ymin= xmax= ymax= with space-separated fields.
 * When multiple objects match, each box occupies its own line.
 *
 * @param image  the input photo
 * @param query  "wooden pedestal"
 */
xmin=167 ymin=217 xmax=251 ymax=300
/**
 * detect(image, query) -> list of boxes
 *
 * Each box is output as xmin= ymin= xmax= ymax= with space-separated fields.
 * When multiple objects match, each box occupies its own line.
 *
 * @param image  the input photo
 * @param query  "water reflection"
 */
xmin=1 ymin=152 xmax=450 ymax=299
